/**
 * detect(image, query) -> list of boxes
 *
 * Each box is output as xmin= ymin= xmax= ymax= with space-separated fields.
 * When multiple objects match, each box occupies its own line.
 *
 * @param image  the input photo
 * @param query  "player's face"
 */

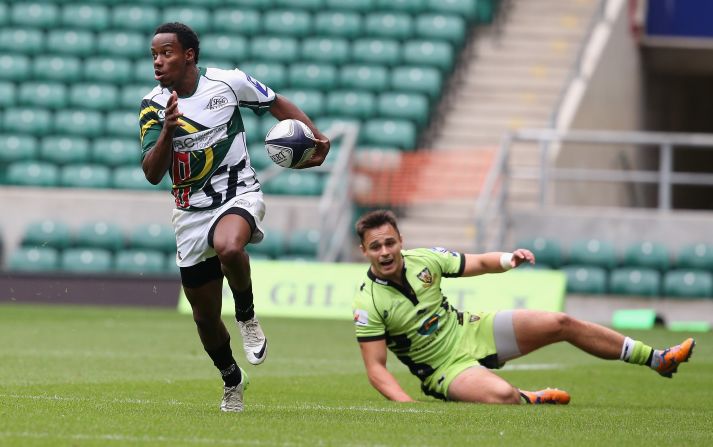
xmin=361 ymin=224 xmax=404 ymax=280
xmin=151 ymin=33 xmax=193 ymax=88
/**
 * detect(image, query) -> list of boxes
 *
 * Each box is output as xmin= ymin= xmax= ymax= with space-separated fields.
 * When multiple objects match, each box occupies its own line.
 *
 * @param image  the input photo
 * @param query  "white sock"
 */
xmin=620 ymin=337 xmax=636 ymax=361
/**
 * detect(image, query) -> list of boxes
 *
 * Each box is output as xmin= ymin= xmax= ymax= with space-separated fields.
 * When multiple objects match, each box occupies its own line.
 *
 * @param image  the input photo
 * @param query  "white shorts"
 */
xmin=171 ymin=190 xmax=266 ymax=268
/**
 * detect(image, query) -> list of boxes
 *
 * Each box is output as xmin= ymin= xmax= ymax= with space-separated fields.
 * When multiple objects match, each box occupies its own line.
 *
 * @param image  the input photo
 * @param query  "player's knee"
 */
xmin=545 ymin=312 xmax=573 ymax=340
xmin=488 ymin=384 xmax=520 ymax=404
xmin=214 ymin=240 xmax=247 ymax=265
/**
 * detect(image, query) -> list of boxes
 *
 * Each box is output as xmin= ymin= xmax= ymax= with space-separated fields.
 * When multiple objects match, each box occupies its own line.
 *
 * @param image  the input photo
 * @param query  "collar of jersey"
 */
xmin=367 ymin=267 xmax=419 ymax=305
xmin=170 ymin=66 xmax=205 ymax=98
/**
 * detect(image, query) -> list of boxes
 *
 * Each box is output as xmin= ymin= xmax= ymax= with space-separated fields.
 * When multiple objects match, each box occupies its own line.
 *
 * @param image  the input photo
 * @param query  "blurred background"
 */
xmin=1 ymin=0 xmax=712 ymax=321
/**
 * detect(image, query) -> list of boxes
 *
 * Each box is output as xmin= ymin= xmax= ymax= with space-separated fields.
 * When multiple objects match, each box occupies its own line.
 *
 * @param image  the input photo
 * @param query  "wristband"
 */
xmin=499 ymin=252 xmax=513 ymax=270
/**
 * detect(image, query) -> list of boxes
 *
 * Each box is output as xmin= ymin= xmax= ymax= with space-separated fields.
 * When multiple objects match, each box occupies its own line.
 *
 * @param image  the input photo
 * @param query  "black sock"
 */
xmin=232 ymin=283 xmax=255 ymax=322
xmin=205 ymin=338 xmax=242 ymax=387
xmin=646 ymin=350 xmax=655 ymax=367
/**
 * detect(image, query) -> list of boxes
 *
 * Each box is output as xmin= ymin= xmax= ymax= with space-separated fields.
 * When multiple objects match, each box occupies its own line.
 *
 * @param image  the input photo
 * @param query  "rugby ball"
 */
xmin=264 ymin=119 xmax=316 ymax=168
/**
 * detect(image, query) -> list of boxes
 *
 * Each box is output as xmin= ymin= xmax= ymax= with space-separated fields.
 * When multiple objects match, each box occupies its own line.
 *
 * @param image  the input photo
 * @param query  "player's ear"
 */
xmin=185 ymin=47 xmax=195 ymax=64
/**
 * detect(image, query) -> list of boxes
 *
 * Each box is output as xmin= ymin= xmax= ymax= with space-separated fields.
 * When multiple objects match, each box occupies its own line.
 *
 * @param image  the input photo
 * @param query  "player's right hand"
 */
xmin=164 ymin=91 xmax=182 ymax=132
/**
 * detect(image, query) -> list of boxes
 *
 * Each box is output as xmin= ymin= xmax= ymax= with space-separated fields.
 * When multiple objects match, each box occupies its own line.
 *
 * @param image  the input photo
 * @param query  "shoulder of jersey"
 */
xmin=204 ymin=66 xmax=242 ymax=81
xmin=142 ymin=85 xmax=164 ymax=101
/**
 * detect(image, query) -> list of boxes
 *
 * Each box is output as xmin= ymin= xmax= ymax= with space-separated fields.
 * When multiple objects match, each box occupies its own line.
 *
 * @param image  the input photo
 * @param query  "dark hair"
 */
xmin=355 ymin=210 xmax=400 ymax=242
xmin=154 ymin=22 xmax=200 ymax=63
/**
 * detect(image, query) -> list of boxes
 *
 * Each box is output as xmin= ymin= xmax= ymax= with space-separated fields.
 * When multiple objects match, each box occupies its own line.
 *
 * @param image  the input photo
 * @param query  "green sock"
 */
xmin=620 ymin=337 xmax=654 ymax=365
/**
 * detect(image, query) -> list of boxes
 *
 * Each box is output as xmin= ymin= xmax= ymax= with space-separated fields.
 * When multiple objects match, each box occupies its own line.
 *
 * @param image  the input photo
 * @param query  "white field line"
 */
xmin=501 ymin=363 xmax=565 ymax=371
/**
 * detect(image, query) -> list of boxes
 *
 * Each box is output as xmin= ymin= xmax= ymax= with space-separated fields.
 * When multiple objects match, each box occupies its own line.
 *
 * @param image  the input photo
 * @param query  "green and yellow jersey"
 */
xmin=139 ymin=66 xmax=275 ymax=211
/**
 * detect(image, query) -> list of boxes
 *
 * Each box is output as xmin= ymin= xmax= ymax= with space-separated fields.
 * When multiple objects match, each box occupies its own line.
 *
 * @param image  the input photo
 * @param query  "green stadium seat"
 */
xmin=416 ymin=14 xmax=468 ymax=47
xmin=278 ymin=89 xmax=324 ymax=118
xmin=427 ymin=0 xmax=478 ymax=22
xmin=325 ymin=0 xmax=373 ymax=12
xmin=164 ymin=253 xmax=180 ymax=276
xmin=274 ymin=0 xmax=323 ymax=9
xmin=54 ymin=110 xmax=104 ymax=137
xmin=133 ymin=59 xmax=156 ymax=84
xmin=0 ymin=3 xmax=6 ymax=26
xmin=0 ymin=29 xmax=44 ymax=56
xmin=516 ymin=237 xmax=563 ymax=268
xmin=375 ymin=0 xmax=427 ymax=13
xmin=301 ymin=38 xmax=350 ymax=65
xmin=129 ymin=223 xmax=176 ymax=254
xmin=120 ymin=84 xmax=155 ymax=109
xmin=10 ymin=2 xmax=59 ymax=28
xmin=175 ymin=0 xmax=224 ymax=6
xmin=83 ymin=57 xmax=133 ymax=84
xmin=391 ymin=66 xmax=443 ymax=100
xmin=60 ymin=248 xmax=113 ymax=274
xmin=264 ymin=10 xmax=312 ymax=37
xmin=263 ymin=172 xmax=323 ymax=196
xmin=248 ymin=228 xmax=284 ymax=258
xmin=201 ymin=35 xmax=249 ymax=64
xmin=18 ymin=82 xmax=68 ymax=109
xmin=61 ymin=4 xmax=109 ymax=30
xmin=362 ymin=119 xmax=417 ymax=150
xmin=365 ymin=13 xmax=413 ymax=40
xmin=248 ymin=143 xmax=273 ymax=170
xmin=250 ymin=37 xmax=300 ymax=64
xmin=241 ymin=113 xmax=260 ymax=143
xmin=402 ymin=40 xmax=455 ymax=72
xmin=623 ymin=241 xmax=670 ymax=271
xmin=314 ymin=11 xmax=362 ymax=39
xmin=240 ymin=62 xmax=287 ymax=91
xmin=6 ymin=161 xmax=58 ymax=187
xmin=676 ymin=243 xmax=713 ymax=271
xmin=259 ymin=117 xmax=280 ymax=139
xmin=60 ymin=164 xmax=112 ymax=189
xmin=96 ymin=31 xmax=145 ymax=58
xmin=106 ymin=110 xmax=139 ymax=138
xmin=115 ymin=249 xmax=166 ymax=275
xmin=567 ymin=239 xmax=617 ymax=270
xmin=7 ymin=107 xmax=52 ymax=135
xmin=112 ymin=166 xmax=158 ymax=190
xmin=377 ymin=92 xmax=430 ymax=126
xmin=326 ymin=91 xmax=375 ymax=119
xmin=91 ymin=138 xmax=139 ymax=168
xmin=316 ymin=116 xmax=362 ymax=134
xmin=562 ymin=265 xmax=607 ymax=295
xmin=75 ymin=221 xmax=125 ymax=252
xmin=339 ymin=65 xmax=389 ymax=92
xmin=351 ymin=39 xmax=401 ymax=67
xmin=609 ymin=267 xmax=661 ymax=297
xmin=288 ymin=63 xmax=338 ymax=90
xmin=0 ymin=134 xmax=38 ymax=164
xmin=69 ymin=83 xmax=119 ymax=111
xmin=32 ymin=55 xmax=82 ymax=83
xmin=0 ymin=54 xmax=31 ymax=81
xmin=162 ymin=8 xmax=211 ymax=34
xmin=212 ymin=9 xmax=262 ymax=35
xmin=112 ymin=5 xmax=160 ymax=33
xmin=22 ymin=219 xmax=72 ymax=250
xmin=286 ymin=229 xmax=321 ymax=257
xmin=223 ymin=0 xmax=273 ymax=9
xmin=201 ymin=58 xmax=234 ymax=71
xmin=47 ymin=30 xmax=95 ymax=57
xmin=39 ymin=136 xmax=90 ymax=165
xmin=8 ymin=247 xmax=60 ymax=272
xmin=0 ymin=82 xmax=17 ymax=108
xmin=663 ymin=270 xmax=713 ymax=298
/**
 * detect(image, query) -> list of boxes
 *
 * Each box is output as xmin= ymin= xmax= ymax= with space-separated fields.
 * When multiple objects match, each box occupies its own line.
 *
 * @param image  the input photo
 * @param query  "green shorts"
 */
xmin=421 ymin=311 xmax=502 ymax=400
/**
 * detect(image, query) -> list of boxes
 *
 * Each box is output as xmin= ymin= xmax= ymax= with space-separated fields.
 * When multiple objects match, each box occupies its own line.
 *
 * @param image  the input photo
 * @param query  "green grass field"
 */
xmin=1 ymin=303 xmax=711 ymax=447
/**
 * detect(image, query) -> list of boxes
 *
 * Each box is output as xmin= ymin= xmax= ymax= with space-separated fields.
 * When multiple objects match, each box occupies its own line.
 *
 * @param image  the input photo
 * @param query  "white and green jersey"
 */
xmin=353 ymin=248 xmax=466 ymax=382
xmin=139 ymin=66 xmax=276 ymax=211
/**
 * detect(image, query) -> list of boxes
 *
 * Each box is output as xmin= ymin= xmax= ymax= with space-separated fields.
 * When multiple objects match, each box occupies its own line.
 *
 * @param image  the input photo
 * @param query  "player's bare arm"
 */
xmin=269 ymin=94 xmax=330 ymax=168
xmin=142 ymin=91 xmax=182 ymax=184
xmin=461 ymin=248 xmax=535 ymax=276
xmin=359 ymin=340 xmax=416 ymax=403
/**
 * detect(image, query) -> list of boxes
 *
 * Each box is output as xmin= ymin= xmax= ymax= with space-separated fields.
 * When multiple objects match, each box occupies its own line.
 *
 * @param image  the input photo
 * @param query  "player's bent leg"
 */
xmin=447 ymin=366 xmax=521 ymax=404
xmin=183 ymin=275 xmax=229 ymax=350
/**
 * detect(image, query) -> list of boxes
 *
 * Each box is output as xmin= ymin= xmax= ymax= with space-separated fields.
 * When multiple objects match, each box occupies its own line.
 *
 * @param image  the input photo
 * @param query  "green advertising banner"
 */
xmin=177 ymin=260 xmax=566 ymax=319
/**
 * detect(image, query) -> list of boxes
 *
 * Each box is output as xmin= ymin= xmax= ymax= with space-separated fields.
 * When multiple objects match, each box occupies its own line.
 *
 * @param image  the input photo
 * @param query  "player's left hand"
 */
xmin=298 ymin=134 xmax=331 ymax=169
xmin=511 ymin=248 xmax=535 ymax=267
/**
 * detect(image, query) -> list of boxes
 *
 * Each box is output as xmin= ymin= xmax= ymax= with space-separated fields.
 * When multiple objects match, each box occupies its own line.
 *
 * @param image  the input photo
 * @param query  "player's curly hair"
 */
xmin=154 ymin=22 xmax=200 ymax=63
xmin=355 ymin=210 xmax=400 ymax=242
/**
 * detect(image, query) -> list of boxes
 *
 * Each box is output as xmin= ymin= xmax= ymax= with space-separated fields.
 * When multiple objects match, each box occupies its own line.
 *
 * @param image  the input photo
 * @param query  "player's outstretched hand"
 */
xmin=511 ymin=248 xmax=535 ymax=268
xmin=164 ymin=91 xmax=182 ymax=132
xmin=298 ymin=134 xmax=331 ymax=169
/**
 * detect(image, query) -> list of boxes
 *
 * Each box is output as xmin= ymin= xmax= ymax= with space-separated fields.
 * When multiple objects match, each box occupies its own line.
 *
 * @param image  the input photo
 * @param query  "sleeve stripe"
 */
xmin=140 ymin=119 xmax=158 ymax=140
xmin=357 ymin=335 xmax=386 ymax=342
xmin=139 ymin=105 xmax=157 ymax=121
xmin=443 ymin=253 xmax=466 ymax=278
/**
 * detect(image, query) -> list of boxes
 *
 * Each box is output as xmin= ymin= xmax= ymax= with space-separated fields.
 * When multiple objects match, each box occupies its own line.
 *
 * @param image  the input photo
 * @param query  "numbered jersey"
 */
xmin=139 ymin=67 xmax=275 ymax=211
xmin=352 ymin=248 xmax=466 ymax=382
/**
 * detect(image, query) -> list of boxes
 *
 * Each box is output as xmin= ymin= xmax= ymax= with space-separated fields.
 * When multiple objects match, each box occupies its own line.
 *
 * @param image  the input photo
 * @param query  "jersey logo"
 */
xmin=245 ymin=74 xmax=269 ymax=97
xmin=430 ymin=247 xmax=459 ymax=257
xmin=157 ymin=109 xmax=166 ymax=122
xmin=353 ymin=309 xmax=369 ymax=326
xmin=417 ymin=314 xmax=439 ymax=336
xmin=416 ymin=267 xmax=433 ymax=288
xmin=206 ymin=95 xmax=229 ymax=110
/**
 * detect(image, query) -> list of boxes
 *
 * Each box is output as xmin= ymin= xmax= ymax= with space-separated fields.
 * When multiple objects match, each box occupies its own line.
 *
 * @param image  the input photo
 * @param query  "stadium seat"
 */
xmin=61 ymin=4 xmax=109 ymax=31
xmin=112 ymin=5 xmax=160 ymax=33
xmin=609 ymin=267 xmax=661 ymax=297
xmin=164 ymin=253 xmax=180 ymax=276
xmin=39 ymin=136 xmax=90 ymax=165
xmin=263 ymin=172 xmax=323 ymax=196
xmin=274 ymin=0 xmax=323 ymax=10
xmin=10 ymin=2 xmax=59 ymax=28
xmin=241 ymin=113 xmax=261 ymax=143
xmin=339 ymin=65 xmax=389 ymax=92
xmin=377 ymin=92 xmax=430 ymax=126
xmin=18 ymin=82 xmax=68 ymax=109
xmin=60 ymin=248 xmax=113 ymax=274
xmin=115 ymin=249 xmax=166 ymax=275
xmin=259 ymin=117 xmax=280 ymax=140
xmin=325 ymin=0 xmax=373 ymax=12
xmin=567 ymin=239 xmax=617 ymax=270
xmin=326 ymin=91 xmax=375 ymax=119
xmin=301 ymin=38 xmax=350 ymax=65
xmin=288 ymin=63 xmax=338 ymax=90
xmin=426 ymin=0 xmax=478 ymax=22
xmin=75 ymin=221 xmax=125 ymax=252
xmin=92 ymin=138 xmax=140 ymax=167
xmin=415 ymin=14 xmax=468 ymax=47
xmin=4 ymin=107 xmax=51 ymax=135
xmin=69 ymin=82 xmax=120 ymax=112
xmin=111 ymin=166 xmax=159 ymax=190
xmin=132 ymin=59 xmax=156 ymax=84
xmin=83 ymin=57 xmax=133 ymax=84
xmin=120 ymin=84 xmax=155 ymax=109
xmin=315 ymin=116 xmax=362 ymax=135
xmin=239 ymin=62 xmax=287 ymax=91
xmin=247 ymin=143 xmax=273 ymax=170
xmin=47 ymin=30 xmax=95 ymax=57
xmin=129 ymin=223 xmax=176 ymax=254
xmin=663 ymin=270 xmax=713 ymax=299
xmin=623 ymin=241 xmax=670 ymax=271
xmin=402 ymin=40 xmax=455 ymax=72
xmin=362 ymin=119 xmax=417 ymax=150
xmin=314 ymin=11 xmax=362 ymax=39
xmin=0 ymin=3 xmax=6 ymax=26
xmin=516 ymin=237 xmax=563 ymax=268
xmin=161 ymin=8 xmax=211 ymax=34
xmin=21 ymin=219 xmax=72 ymax=250
xmin=0 ymin=82 xmax=17 ymax=108
xmin=105 ymin=110 xmax=139 ymax=138
xmin=351 ymin=38 xmax=401 ymax=67
xmin=286 ymin=229 xmax=321 ymax=257
xmin=562 ymin=265 xmax=607 ymax=295
xmin=32 ymin=55 xmax=82 ymax=83
xmin=0 ymin=29 xmax=44 ymax=56
xmin=201 ymin=35 xmax=249 ymax=64
xmin=8 ymin=247 xmax=59 ymax=272
xmin=364 ymin=13 xmax=413 ymax=40
xmin=212 ymin=8 xmax=262 ymax=35
xmin=60 ymin=164 xmax=112 ymax=189
xmin=222 ymin=0 xmax=273 ymax=9
xmin=263 ymin=10 xmax=312 ymax=37
xmin=6 ymin=161 xmax=59 ymax=187
xmin=247 ymin=228 xmax=284 ymax=258
xmin=675 ymin=243 xmax=713 ymax=271
xmin=0 ymin=54 xmax=31 ymax=81
xmin=278 ymin=89 xmax=324 ymax=118
xmin=96 ymin=31 xmax=145 ymax=58
xmin=375 ymin=0 xmax=426 ymax=13
xmin=0 ymin=134 xmax=38 ymax=164
xmin=54 ymin=110 xmax=104 ymax=137
xmin=250 ymin=37 xmax=300 ymax=64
